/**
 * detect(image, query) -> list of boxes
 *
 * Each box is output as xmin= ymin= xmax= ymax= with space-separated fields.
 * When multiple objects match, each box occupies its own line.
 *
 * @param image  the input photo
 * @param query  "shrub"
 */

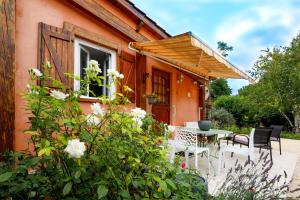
xmin=211 ymin=108 xmax=235 ymax=128
xmin=225 ymin=126 xmax=252 ymax=135
xmin=0 ymin=62 xmax=207 ymax=199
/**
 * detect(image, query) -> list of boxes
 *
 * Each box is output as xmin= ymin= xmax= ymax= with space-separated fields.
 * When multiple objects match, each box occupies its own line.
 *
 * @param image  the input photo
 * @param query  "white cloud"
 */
xmin=216 ymin=3 xmax=299 ymax=44
xmin=215 ymin=1 xmax=300 ymax=93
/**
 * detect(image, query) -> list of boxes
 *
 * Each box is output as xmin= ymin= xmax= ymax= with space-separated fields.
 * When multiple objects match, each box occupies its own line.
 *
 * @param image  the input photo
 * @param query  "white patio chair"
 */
xmin=218 ymin=128 xmax=255 ymax=174
xmin=170 ymin=127 xmax=210 ymax=173
xmin=184 ymin=121 xmax=199 ymax=129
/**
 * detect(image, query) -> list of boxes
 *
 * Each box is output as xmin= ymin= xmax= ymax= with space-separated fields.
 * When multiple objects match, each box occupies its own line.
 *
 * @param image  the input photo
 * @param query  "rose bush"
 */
xmin=0 ymin=61 xmax=206 ymax=199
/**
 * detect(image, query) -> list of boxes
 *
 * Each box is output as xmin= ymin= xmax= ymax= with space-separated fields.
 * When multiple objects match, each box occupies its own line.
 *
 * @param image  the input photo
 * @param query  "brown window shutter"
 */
xmin=119 ymin=51 xmax=136 ymax=103
xmin=38 ymin=22 xmax=74 ymax=89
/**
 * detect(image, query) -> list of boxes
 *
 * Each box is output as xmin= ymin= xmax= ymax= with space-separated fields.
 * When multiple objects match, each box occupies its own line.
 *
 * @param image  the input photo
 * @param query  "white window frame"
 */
xmin=74 ymin=38 xmax=117 ymax=99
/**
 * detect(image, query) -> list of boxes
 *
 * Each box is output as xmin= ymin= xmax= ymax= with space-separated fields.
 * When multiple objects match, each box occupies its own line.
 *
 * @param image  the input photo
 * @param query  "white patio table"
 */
xmin=179 ymin=127 xmax=233 ymax=144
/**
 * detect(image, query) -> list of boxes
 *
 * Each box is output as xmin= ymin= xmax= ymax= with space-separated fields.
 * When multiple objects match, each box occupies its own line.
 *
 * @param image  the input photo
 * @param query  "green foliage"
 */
xmin=281 ymin=132 xmax=300 ymax=140
xmin=247 ymin=33 xmax=300 ymax=132
xmin=217 ymin=41 xmax=233 ymax=57
xmin=215 ymin=153 xmax=289 ymax=199
xmin=210 ymin=79 xmax=232 ymax=100
xmin=0 ymin=63 xmax=207 ymax=199
xmin=224 ymin=126 xmax=252 ymax=135
xmin=213 ymin=95 xmax=256 ymax=127
xmin=211 ymin=108 xmax=235 ymax=128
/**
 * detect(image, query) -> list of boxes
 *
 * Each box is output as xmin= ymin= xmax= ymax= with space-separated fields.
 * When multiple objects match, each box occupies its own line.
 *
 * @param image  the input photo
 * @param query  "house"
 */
xmin=0 ymin=0 xmax=251 ymax=153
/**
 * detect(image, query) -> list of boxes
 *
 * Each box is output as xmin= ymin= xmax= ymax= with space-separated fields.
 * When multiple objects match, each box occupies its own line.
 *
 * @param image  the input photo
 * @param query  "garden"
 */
xmin=0 ymin=58 xmax=291 ymax=199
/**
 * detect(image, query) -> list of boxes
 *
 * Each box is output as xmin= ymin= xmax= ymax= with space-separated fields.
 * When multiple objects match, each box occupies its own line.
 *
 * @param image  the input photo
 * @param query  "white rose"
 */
xmin=90 ymin=103 xmax=104 ymax=116
xmin=130 ymin=107 xmax=147 ymax=120
xmin=29 ymin=68 xmax=42 ymax=77
xmin=88 ymin=60 xmax=102 ymax=74
xmin=86 ymin=114 xmax=100 ymax=126
xmin=133 ymin=117 xmax=143 ymax=128
xmin=118 ymin=74 xmax=124 ymax=79
xmin=64 ymin=139 xmax=86 ymax=158
xmin=50 ymin=90 xmax=69 ymax=100
xmin=107 ymin=68 xmax=123 ymax=79
xmin=168 ymin=125 xmax=176 ymax=132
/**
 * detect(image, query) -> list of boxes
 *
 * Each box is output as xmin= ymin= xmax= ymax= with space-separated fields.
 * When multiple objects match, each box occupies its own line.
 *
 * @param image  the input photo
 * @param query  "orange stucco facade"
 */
xmin=14 ymin=0 xmax=206 ymax=151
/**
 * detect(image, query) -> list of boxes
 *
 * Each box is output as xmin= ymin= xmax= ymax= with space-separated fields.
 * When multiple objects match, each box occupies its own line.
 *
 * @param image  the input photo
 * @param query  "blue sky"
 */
xmin=131 ymin=0 xmax=300 ymax=94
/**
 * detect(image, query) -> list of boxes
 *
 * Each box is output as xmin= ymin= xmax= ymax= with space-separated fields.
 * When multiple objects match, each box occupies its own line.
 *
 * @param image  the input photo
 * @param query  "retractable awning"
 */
xmin=129 ymin=32 xmax=253 ymax=82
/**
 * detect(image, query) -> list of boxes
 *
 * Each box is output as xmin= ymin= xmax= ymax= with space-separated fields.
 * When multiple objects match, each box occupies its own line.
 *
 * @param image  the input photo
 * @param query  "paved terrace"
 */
xmin=176 ymin=138 xmax=300 ymax=197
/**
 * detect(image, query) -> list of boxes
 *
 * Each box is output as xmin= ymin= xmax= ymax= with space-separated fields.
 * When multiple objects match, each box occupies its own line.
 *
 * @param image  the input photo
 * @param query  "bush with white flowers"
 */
xmin=0 ymin=61 xmax=206 ymax=199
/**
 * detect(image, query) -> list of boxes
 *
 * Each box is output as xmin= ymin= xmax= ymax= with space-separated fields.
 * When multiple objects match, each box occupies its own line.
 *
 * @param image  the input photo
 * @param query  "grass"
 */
xmin=281 ymin=131 xmax=300 ymax=140
xmin=224 ymin=126 xmax=300 ymax=140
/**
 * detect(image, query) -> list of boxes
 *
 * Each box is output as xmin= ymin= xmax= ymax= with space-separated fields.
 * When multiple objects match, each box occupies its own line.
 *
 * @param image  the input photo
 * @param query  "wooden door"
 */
xmin=152 ymin=69 xmax=170 ymax=124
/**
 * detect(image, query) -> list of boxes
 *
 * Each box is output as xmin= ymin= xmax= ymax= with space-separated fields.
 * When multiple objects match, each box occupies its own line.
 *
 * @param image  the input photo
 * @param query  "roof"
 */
xmin=112 ymin=0 xmax=171 ymax=39
xmin=129 ymin=32 xmax=253 ymax=82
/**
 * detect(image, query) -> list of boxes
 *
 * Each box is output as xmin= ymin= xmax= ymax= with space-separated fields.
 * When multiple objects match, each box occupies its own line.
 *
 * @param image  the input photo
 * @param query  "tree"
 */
xmin=248 ymin=33 xmax=300 ymax=133
xmin=217 ymin=41 xmax=233 ymax=57
xmin=210 ymin=78 xmax=232 ymax=100
xmin=213 ymin=95 xmax=249 ymax=127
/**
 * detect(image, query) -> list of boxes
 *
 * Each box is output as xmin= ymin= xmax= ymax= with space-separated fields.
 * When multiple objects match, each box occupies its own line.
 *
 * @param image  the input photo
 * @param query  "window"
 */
xmin=74 ymin=39 xmax=116 ymax=98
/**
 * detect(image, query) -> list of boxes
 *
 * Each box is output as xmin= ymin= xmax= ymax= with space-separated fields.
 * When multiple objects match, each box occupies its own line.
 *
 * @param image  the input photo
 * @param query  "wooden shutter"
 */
xmin=119 ymin=51 xmax=136 ymax=103
xmin=38 ymin=22 xmax=74 ymax=88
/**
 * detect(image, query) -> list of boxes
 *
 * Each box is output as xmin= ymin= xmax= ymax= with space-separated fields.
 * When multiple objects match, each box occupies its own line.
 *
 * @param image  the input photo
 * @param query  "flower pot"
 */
xmin=198 ymin=120 xmax=212 ymax=131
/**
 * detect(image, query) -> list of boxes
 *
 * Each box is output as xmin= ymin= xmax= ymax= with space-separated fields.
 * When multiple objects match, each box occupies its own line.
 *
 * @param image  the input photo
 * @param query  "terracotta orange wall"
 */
xmin=14 ymin=0 xmax=146 ymax=151
xmin=145 ymin=58 xmax=201 ymax=126
xmin=14 ymin=0 xmax=203 ymax=151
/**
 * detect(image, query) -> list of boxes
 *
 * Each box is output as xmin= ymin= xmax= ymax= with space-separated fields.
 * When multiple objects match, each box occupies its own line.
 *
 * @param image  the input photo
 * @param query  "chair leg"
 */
xmin=195 ymin=153 xmax=198 ymax=169
xmin=269 ymin=145 xmax=273 ymax=163
xmin=208 ymin=150 xmax=210 ymax=175
xmin=259 ymin=147 xmax=261 ymax=153
xmin=279 ymin=139 xmax=282 ymax=155
xmin=218 ymin=149 xmax=224 ymax=175
xmin=184 ymin=151 xmax=189 ymax=168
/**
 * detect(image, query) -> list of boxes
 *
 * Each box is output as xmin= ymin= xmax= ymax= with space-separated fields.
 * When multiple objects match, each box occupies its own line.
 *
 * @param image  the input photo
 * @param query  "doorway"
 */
xmin=152 ymin=68 xmax=170 ymax=124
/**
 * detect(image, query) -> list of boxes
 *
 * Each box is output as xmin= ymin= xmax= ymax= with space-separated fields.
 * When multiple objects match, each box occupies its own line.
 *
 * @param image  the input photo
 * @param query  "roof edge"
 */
xmin=113 ymin=0 xmax=171 ymax=38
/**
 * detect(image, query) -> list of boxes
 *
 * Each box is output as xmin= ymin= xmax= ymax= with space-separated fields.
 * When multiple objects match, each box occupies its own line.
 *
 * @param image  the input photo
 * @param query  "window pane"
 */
xmin=80 ymin=49 xmax=88 ymax=80
xmin=78 ymin=43 xmax=113 ymax=97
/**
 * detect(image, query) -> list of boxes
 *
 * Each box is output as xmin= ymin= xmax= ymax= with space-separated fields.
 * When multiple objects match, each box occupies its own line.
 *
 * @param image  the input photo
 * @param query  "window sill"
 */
xmin=79 ymin=97 xmax=100 ymax=103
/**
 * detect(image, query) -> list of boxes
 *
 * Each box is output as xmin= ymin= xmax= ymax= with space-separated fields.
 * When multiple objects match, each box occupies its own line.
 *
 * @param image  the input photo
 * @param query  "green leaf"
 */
xmin=63 ymin=182 xmax=73 ymax=196
xmin=165 ymin=179 xmax=177 ymax=190
xmin=159 ymin=180 xmax=167 ymax=191
xmin=0 ymin=172 xmax=13 ymax=182
xmin=120 ymin=190 xmax=130 ymax=199
xmin=97 ymin=185 xmax=108 ymax=199
xmin=163 ymin=188 xmax=171 ymax=198
xmin=74 ymin=170 xmax=81 ymax=179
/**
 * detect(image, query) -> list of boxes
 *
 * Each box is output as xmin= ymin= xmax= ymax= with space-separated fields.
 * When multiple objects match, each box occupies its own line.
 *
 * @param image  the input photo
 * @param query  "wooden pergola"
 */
xmin=129 ymin=32 xmax=253 ymax=82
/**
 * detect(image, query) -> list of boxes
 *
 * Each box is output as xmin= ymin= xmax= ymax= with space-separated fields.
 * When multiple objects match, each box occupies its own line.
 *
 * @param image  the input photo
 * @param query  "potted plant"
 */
xmin=146 ymin=93 xmax=158 ymax=104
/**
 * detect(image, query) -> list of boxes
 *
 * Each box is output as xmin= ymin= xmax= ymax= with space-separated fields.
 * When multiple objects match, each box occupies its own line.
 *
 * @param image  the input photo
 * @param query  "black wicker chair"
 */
xmin=270 ymin=125 xmax=284 ymax=155
xmin=230 ymin=128 xmax=274 ymax=162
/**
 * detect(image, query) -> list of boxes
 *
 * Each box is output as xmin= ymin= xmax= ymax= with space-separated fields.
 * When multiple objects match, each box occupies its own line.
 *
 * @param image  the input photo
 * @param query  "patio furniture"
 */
xmin=230 ymin=127 xmax=273 ymax=161
xmin=184 ymin=121 xmax=233 ymax=146
xmin=270 ymin=125 xmax=284 ymax=155
xmin=184 ymin=121 xmax=199 ymax=129
xmin=218 ymin=128 xmax=273 ymax=173
xmin=170 ymin=127 xmax=210 ymax=173
xmin=218 ymin=128 xmax=255 ymax=174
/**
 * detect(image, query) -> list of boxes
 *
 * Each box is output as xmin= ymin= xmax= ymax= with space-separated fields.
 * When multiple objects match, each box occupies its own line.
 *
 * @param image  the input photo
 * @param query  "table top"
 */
xmin=179 ymin=127 xmax=233 ymax=136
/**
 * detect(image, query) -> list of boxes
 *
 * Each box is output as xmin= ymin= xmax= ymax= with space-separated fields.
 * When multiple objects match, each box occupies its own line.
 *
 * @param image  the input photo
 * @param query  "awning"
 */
xmin=129 ymin=32 xmax=253 ymax=82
